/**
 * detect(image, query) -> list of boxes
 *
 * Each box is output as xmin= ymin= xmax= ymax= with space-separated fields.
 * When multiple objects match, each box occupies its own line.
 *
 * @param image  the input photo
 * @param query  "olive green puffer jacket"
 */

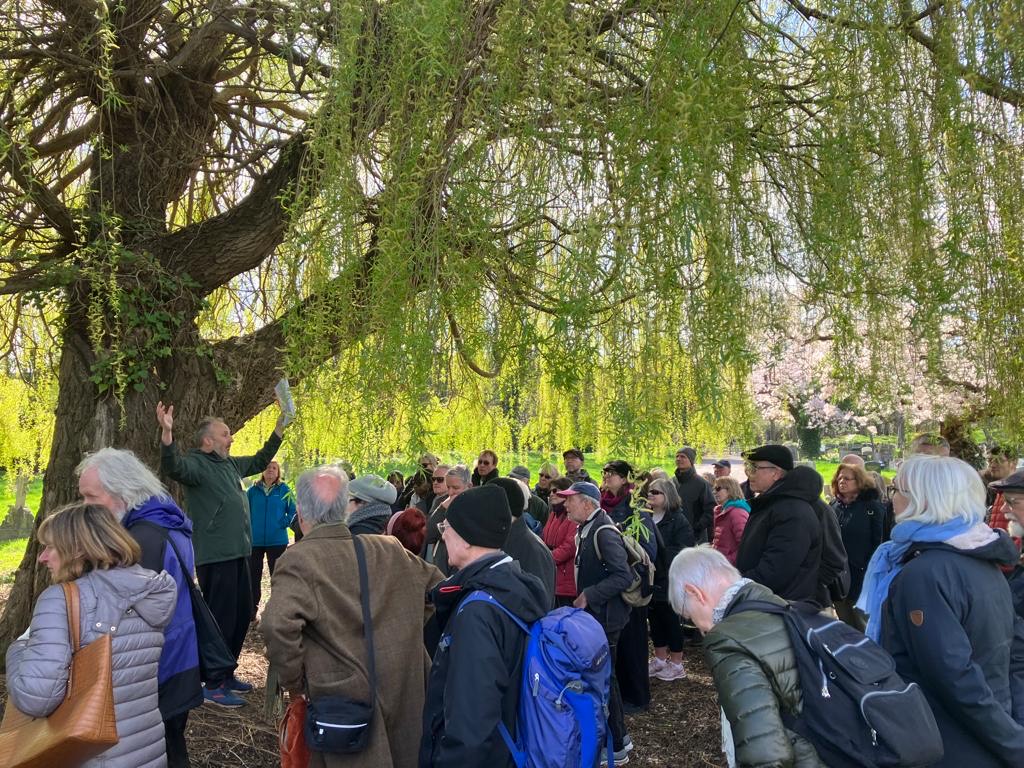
xmin=703 ymin=581 xmax=824 ymax=768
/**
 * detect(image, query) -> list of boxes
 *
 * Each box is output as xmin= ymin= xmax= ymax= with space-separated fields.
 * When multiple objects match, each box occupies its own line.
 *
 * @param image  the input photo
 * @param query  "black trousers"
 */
xmin=249 ymin=544 xmax=287 ymax=619
xmin=197 ymin=557 xmax=253 ymax=687
xmin=606 ymin=630 xmax=627 ymax=752
xmin=648 ymin=600 xmax=684 ymax=652
xmin=615 ymin=606 xmax=650 ymax=710
xmin=165 ymin=710 xmax=190 ymax=768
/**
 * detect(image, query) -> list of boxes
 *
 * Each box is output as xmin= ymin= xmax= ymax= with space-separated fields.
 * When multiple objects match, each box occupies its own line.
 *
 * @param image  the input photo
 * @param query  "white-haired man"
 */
xmin=669 ymin=545 xmax=822 ymax=768
xmin=262 ymin=466 xmax=443 ymax=767
xmin=77 ymin=447 xmax=204 ymax=762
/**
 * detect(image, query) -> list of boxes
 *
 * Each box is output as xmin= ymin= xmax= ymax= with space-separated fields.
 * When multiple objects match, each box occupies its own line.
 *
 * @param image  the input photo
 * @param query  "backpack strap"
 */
xmin=454 ymin=590 xmax=529 ymax=768
xmin=456 ymin=590 xmax=530 ymax=633
xmin=591 ymin=523 xmax=621 ymax=564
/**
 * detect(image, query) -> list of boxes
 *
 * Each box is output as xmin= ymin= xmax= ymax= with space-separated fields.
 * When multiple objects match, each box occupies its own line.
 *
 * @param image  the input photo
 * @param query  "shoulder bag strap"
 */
xmin=352 ymin=535 xmax=376 ymax=703
xmin=131 ymin=520 xmax=196 ymax=587
xmin=61 ymin=582 xmax=80 ymax=653
xmin=591 ymin=523 xmax=620 ymax=563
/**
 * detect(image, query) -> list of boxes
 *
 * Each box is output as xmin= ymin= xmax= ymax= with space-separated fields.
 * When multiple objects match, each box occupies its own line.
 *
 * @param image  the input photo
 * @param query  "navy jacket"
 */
xmin=420 ymin=553 xmax=548 ymax=768
xmin=830 ymin=487 xmax=885 ymax=601
xmin=672 ymin=468 xmax=716 ymax=543
xmin=123 ymin=497 xmax=203 ymax=719
xmin=575 ymin=510 xmax=635 ymax=635
xmin=881 ymin=532 xmax=1024 ymax=767
xmin=247 ymin=480 xmax=295 ymax=547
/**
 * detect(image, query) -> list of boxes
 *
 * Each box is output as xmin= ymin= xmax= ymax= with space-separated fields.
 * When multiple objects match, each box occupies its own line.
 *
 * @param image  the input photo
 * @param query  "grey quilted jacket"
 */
xmin=6 ymin=565 xmax=177 ymax=767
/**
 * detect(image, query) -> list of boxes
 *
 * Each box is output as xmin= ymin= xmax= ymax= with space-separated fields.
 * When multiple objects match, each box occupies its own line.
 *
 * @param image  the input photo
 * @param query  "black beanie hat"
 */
xmin=490 ymin=477 xmax=527 ymax=518
xmin=446 ymin=485 xmax=511 ymax=548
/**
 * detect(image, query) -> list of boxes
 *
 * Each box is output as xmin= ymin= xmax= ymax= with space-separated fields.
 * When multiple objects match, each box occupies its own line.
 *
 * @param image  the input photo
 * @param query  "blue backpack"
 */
xmin=457 ymin=593 xmax=614 ymax=768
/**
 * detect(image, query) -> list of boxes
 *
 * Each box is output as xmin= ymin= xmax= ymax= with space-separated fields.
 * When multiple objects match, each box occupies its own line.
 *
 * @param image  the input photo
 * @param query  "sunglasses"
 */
xmin=431 ymin=476 xmax=446 ymax=483
xmin=539 ymin=473 xmax=552 ymax=479
xmin=648 ymin=489 xmax=664 ymax=496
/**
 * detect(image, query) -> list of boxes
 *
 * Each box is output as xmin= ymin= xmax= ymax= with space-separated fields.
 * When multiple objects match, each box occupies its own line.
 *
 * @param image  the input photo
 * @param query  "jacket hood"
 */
xmin=86 ymin=565 xmax=177 ymax=629
xmin=754 ymin=465 xmax=823 ymax=508
xmin=122 ymin=496 xmax=193 ymax=535
xmin=432 ymin=552 xmax=549 ymax=630
xmin=911 ymin=526 xmax=1020 ymax=568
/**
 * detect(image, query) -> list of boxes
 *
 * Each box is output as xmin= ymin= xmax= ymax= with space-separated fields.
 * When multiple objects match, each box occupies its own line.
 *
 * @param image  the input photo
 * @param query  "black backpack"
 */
xmin=729 ymin=599 xmax=943 ymax=768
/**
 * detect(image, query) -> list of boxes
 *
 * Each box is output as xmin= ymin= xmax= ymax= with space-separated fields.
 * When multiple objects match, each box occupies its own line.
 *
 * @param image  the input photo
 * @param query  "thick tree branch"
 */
xmin=0 ymin=127 xmax=77 ymax=240
xmin=155 ymin=131 xmax=308 ymax=293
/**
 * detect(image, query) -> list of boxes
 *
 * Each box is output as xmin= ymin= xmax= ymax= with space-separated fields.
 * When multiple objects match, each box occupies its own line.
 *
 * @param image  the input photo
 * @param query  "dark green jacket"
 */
xmin=161 ymin=432 xmax=282 ymax=566
xmin=703 ymin=581 xmax=823 ymax=768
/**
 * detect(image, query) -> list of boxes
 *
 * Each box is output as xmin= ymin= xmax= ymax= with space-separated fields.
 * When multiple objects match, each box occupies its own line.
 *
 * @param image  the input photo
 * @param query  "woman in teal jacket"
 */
xmin=247 ymin=461 xmax=295 ymax=620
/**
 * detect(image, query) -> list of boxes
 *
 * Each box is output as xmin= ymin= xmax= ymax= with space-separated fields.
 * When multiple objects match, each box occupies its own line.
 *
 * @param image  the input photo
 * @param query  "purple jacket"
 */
xmin=123 ymin=497 xmax=203 ymax=719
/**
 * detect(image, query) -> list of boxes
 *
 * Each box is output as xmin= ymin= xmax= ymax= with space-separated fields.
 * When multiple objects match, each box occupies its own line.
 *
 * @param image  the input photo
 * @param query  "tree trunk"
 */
xmin=0 ymin=317 xmax=246 ymax=664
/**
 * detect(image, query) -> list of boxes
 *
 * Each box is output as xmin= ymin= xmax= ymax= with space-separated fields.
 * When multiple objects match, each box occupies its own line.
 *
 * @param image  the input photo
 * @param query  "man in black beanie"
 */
xmin=491 ymin=477 xmax=555 ymax=608
xmin=420 ymin=485 xmax=549 ymax=767
xmin=671 ymin=446 xmax=716 ymax=543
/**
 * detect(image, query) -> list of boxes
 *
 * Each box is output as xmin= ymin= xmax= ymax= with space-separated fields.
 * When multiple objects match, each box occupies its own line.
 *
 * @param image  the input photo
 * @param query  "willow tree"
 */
xmin=0 ymin=0 xmax=1021 ymax=651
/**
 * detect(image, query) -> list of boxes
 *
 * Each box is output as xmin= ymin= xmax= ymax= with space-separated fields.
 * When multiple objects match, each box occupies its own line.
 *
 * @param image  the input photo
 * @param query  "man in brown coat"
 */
xmin=262 ymin=465 xmax=444 ymax=768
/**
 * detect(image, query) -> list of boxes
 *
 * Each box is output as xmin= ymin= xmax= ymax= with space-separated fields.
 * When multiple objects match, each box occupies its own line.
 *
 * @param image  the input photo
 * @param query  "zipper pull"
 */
xmin=533 ymin=672 xmax=540 ymax=697
xmin=818 ymin=659 xmax=830 ymax=698
xmin=871 ymin=728 xmax=878 ymax=747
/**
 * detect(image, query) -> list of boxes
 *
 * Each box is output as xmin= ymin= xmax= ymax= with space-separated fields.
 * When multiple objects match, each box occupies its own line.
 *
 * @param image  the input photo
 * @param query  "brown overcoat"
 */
xmin=262 ymin=522 xmax=444 ymax=768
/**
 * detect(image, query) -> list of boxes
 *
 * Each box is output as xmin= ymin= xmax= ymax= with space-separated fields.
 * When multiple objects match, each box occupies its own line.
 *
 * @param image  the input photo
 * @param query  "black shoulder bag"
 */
xmin=303 ymin=534 xmax=376 ymax=753
xmin=129 ymin=520 xmax=237 ymax=684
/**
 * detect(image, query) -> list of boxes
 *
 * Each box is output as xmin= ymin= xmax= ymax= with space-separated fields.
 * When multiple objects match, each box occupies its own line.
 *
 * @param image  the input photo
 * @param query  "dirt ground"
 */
xmin=0 ymin=581 xmax=726 ymax=767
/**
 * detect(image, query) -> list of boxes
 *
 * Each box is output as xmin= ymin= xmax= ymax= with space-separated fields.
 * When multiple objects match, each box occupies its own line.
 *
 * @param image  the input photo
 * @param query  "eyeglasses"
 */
xmin=713 ymin=486 xmax=726 ymax=492
xmin=648 ymin=489 xmax=664 ymax=496
xmin=1003 ymin=495 xmax=1024 ymax=509
xmin=437 ymin=521 xmax=449 ymax=535
xmin=539 ymin=473 xmax=551 ymax=479
xmin=478 ymin=460 xmax=492 ymax=466
xmin=432 ymin=476 xmax=446 ymax=483
xmin=744 ymin=462 xmax=776 ymax=474
xmin=420 ymin=463 xmax=433 ymax=470
xmin=887 ymin=484 xmax=907 ymax=499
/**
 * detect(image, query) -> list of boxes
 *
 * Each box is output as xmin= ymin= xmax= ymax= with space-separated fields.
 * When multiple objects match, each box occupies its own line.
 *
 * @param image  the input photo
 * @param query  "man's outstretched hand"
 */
xmin=156 ymin=401 xmax=174 ymax=445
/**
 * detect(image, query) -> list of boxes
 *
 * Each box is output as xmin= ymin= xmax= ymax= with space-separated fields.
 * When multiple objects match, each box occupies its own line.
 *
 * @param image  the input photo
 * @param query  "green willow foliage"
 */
xmin=3 ymin=0 xmax=1023 ymax=466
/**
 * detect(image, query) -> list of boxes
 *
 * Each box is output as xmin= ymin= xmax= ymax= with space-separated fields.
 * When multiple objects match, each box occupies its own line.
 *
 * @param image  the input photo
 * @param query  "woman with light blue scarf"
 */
xmin=856 ymin=454 xmax=1024 ymax=767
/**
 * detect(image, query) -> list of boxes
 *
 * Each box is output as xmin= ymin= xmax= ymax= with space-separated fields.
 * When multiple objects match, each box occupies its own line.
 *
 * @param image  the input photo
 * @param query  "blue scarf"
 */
xmin=856 ymin=516 xmax=974 ymax=642
xmin=722 ymin=499 xmax=751 ymax=514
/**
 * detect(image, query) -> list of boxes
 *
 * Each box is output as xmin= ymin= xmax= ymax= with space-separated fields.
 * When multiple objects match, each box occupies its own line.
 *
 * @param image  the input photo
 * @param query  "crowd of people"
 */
xmin=4 ymin=405 xmax=1024 ymax=768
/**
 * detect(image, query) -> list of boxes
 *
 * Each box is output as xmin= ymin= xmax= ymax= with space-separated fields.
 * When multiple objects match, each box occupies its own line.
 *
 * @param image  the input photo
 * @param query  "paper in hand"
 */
xmin=275 ymin=378 xmax=297 ymax=425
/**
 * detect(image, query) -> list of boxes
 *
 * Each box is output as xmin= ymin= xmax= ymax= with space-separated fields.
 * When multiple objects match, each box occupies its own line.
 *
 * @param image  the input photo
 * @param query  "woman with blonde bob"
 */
xmin=5 ymin=503 xmax=177 ymax=768
xmin=857 ymin=455 xmax=1024 ymax=766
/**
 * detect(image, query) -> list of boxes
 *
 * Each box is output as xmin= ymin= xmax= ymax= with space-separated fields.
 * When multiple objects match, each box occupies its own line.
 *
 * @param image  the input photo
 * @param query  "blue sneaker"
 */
xmin=226 ymin=676 xmax=254 ymax=693
xmin=203 ymin=685 xmax=246 ymax=708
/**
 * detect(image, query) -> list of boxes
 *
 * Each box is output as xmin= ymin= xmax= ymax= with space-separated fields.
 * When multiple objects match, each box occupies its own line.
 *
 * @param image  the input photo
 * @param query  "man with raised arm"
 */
xmin=156 ymin=399 xmax=288 ymax=707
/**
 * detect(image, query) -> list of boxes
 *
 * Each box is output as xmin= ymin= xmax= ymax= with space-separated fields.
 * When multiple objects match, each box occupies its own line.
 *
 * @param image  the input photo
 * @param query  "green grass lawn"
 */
xmin=0 ymin=538 xmax=29 ymax=581
xmin=0 ymin=475 xmax=43 ymax=519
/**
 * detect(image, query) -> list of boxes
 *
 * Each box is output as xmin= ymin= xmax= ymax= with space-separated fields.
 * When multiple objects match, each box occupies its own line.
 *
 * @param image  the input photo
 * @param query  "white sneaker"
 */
xmin=655 ymin=661 xmax=687 ymax=682
xmin=647 ymin=657 xmax=667 ymax=676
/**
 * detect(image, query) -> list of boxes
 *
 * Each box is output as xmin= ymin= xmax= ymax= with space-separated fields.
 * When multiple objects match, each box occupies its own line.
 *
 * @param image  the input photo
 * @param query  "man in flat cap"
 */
xmin=735 ymin=445 xmax=824 ymax=603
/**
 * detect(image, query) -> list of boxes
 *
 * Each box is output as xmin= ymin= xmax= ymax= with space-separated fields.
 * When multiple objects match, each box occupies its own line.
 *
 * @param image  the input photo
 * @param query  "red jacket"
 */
xmin=712 ymin=500 xmax=750 ymax=565
xmin=542 ymin=507 xmax=578 ymax=598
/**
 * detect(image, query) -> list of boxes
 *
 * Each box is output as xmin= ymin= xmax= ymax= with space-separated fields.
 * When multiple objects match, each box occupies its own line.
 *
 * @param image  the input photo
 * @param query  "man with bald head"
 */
xmin=263 ymin=466 xmax=443 ymax=766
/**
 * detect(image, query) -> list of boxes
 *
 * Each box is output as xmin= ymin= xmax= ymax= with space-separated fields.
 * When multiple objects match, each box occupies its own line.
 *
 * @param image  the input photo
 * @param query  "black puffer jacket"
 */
xmin=652 ymin=507 xmax=694 ymax=602
xmin=420 ymin=553 xmax=549 ymax=768
xmin=882 ymin=532 xmax=1024 ymax=767
xmin=736 ymin=468 xmax=823 ymax=603
xmin=830 ymin=487 xmax=885 ymax=601
xmin=672 ymin=468 xmax=716 ymax=542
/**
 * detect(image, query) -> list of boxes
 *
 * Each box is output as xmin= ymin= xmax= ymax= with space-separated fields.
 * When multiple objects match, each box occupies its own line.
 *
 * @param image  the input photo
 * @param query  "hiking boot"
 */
xmin=226 ymin=676 xmax=254 ymax=693
xmin=203 ymin=685 xmax=246 ymax=708
xmin=655 ymin=661 xmax=687 ymax=682
xmin=647 ymin=657 xmax=666 ymax=676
